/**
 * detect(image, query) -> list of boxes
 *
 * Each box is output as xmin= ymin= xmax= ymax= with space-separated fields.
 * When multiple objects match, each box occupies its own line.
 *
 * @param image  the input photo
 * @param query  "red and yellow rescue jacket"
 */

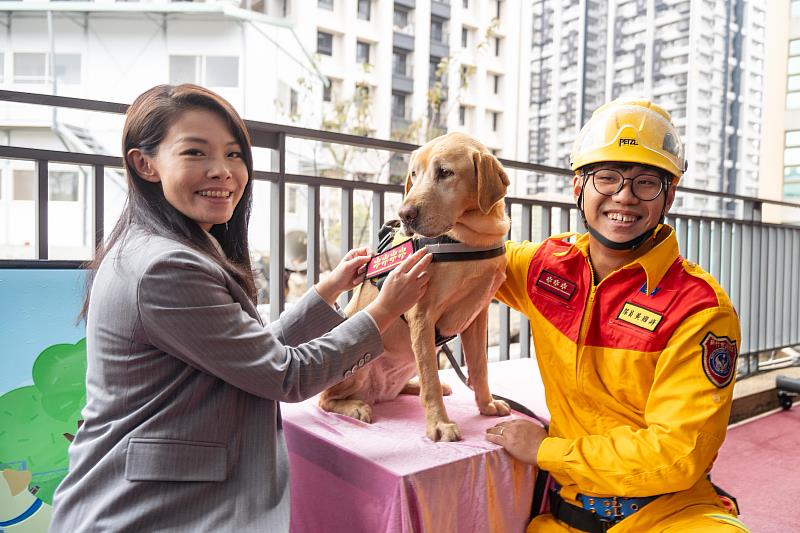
xmin=496 ymin=226 xmax=740 ymax=502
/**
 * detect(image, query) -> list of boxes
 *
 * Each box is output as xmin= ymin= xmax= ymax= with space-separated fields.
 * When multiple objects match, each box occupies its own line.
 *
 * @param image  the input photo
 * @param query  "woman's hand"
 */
xmin=485 ymin=419 xmax=547 ymax=465
xmin=315 ymin=246 xmax=372 ymax=306
xmin=364 ymin=248 xmax=433 ymax=332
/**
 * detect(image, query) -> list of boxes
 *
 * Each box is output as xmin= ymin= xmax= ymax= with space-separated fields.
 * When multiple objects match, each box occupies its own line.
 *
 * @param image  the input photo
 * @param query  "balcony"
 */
xmin=1 ymin=89 xmax=799 ymax=378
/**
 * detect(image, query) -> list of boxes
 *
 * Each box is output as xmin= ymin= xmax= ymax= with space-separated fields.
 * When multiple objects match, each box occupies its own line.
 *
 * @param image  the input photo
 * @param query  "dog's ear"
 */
xmin=473 ymin=151 xmax=510 ymax=213
xmin=404 ymin=150 xmax=417 ymax=198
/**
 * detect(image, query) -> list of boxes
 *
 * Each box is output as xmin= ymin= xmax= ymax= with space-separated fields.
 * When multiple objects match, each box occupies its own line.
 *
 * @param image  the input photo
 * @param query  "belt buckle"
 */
xmin=589 ymin=496 xmax=624 ymax=524
xmin=611 ymin=497 xmax=624 ymax=520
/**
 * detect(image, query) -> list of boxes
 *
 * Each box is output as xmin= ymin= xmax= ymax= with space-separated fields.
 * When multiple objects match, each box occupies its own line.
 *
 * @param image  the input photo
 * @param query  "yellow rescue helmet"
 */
xmin=569 ymin=97 xmax=687 ymax=181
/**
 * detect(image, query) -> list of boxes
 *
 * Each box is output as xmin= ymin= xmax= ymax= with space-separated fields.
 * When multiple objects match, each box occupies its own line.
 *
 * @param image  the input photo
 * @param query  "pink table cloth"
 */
xmin=283 ymin=358 xmax=549 ymax=533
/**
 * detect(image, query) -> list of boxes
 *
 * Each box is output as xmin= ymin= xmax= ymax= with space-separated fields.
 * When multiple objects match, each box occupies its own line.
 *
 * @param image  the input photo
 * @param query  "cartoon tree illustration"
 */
xmin=0 ymin=339 xmax=87 ymax=504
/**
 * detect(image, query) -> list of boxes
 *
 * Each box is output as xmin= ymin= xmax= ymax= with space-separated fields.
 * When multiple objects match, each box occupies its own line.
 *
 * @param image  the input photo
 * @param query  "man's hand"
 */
xmin=485 ymin=419 xmax=547 ymax=465
xmin=315 ymin=246 xmax=372 ymax=306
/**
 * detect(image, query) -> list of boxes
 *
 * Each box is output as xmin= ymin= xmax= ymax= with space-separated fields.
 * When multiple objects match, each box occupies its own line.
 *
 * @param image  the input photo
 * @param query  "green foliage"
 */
xmin=0 ymin=339 xmax=87 ymax=504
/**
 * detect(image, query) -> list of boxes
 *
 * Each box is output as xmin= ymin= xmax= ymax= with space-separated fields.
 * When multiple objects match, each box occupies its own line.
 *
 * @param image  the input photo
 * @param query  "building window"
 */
xmin=289 ymin=88 xmax=298 ymax=116
xmin=494 ymin=37 xmax=501 ymax=56
xmin=492 ymin=73 xmax=501 ymax=94
xmin=169 ymin=55 xmax=198 ymax=84
xmin=356 ymin=41 xmax=371 ymax=65
xmin=393 ymin=50 xmax=408 ymax=76
xmin=0 ymin=53 xmax=4 ymax=83
xmin=13 ymin=53 xmax=47 ymax=83
xmin=463 ymin=0 xmax=469 ymax=8
xmin=317 ymin=31 xmax=334 ymax=56
xmin=322 ymin=79 xmax=340 ymax=102
xmin=491 ymin=111 xmax=500 ymax=132
xmin=205 ymin=56 xmax=238 ymax=87
xmin=459 ymin=105 xmax=466 ymax=126
xmin=788 ymin=39 xmax=800 ymax=109
xmin=495 ymin=0 xmax=502 ymax=18
xmin=393 ymin=6 xmax=409 ymax=29
xmin=318 ymin=0 xmax=333 ymax=10
xmin=785 ymin=130 xmax=800 ymax=199
xmin=13 ymin=170 xmax=34 ymax=201
xmin=392 ymin=92 xmax=406 ymax=118
xmin=49 ymin=171 xmax=79 ymax=202
xmin=54 ymin=54 xmax=81 ymax=84
xmin=792 ymin=0 xmax=800 ymax=17
xmin=461 ymin=27 xmax=468 ymax=48
xmin=355 ymin=82 xmax=370 ymax=102
xmin=169 ymin=56 xmax=239 ymax=87
xmin=429 ymin=57 xmax=441 ymax=86
xmin=431 ymin=18 xmax=445 ymax=43
xmin=357 ymin=0 xmax=371 ymax=20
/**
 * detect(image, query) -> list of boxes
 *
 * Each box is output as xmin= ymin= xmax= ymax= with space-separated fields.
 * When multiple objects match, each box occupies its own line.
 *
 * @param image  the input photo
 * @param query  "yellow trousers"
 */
xmin=527 ymin=478 xmax=749 ymax=532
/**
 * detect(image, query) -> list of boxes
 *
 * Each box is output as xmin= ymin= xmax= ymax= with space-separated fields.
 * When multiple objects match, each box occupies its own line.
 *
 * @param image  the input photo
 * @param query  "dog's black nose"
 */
xmin=399 ymin=205 xmax=418 ymax=225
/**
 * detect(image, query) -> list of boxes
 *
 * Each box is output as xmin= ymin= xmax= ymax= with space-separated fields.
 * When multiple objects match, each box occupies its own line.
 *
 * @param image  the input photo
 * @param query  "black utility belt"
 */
xmin=549 ymin=485 xmax=658 ymax=533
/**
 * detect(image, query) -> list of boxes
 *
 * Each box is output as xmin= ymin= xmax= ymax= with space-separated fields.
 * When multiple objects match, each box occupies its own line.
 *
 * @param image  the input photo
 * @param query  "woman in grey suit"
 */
xmin=49 ymin=84 xmax=432 ymax=532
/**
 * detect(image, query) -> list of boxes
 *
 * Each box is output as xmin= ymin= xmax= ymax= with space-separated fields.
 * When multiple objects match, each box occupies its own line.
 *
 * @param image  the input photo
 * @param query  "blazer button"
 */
xmin=364 ymin=353 xmax=372 ymax=362
xmin=357 ymin=357 xmax=365 ymax=367
xmin=344 ymin=369 xmax=353 ymax=378
xmin=351 ymin=364 xmax=359 ymax=374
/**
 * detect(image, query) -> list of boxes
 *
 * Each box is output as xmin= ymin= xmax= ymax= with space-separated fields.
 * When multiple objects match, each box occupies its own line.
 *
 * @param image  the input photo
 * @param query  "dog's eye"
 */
xmin=436 ymin=167 xmax=453 ymax=180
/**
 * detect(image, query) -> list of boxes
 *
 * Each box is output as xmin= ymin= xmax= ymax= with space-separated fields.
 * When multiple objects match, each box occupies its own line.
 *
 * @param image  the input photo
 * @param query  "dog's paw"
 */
xmin=479 ymin=399 xmax=511 ymax=417
xmin=441 ymin=382 xmax=453 ymax=396
xmin=428 ymin=420 xmax=462 ymax=442
xmin=342 ymin=401 xmax=373 ymax=423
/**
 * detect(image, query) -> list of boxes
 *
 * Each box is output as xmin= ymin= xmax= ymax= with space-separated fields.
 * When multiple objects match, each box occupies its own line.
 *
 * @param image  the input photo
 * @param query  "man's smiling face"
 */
xmin=574 ymin=162 xmax=675 ymax=248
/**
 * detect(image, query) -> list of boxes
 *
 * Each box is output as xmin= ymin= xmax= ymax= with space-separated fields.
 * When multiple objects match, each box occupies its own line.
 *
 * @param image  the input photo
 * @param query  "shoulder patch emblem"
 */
xmin=701 ymin=333 xmax=737 ymax=388
xmin=536 ymin=269 xmax=576 ymax=301
xmin=617 ymin=302 xmax=663 ymax=332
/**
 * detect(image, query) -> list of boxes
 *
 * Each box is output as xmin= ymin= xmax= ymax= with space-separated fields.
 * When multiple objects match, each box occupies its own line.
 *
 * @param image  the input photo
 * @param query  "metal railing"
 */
xmin=1 ymin=89 xmax=799 ymax=377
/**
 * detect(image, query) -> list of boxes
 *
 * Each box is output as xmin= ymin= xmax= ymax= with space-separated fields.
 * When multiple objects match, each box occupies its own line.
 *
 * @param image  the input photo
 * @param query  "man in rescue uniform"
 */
xmin=485 ymin=98 xmax=749 ymax=532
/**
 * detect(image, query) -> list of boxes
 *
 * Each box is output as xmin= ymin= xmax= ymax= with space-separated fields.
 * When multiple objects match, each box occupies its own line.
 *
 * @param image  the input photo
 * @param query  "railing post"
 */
xmin=743 ymin=199 xmax=762 ymax=222
xmin=339 ymin=187 xmax=353 ymax=308
xmin=36 ymin=159 xmax=48 ymax=260
xmin=269 ymin=133 xmax=286 ymax=321
xmin=520 ymin=203 xmax=532 ymax=359
xmin=306 ymin=184 xmax=320 ymax=287
xmin=371 ymin=191 xmax=384 ymax=251
xmin=93 ymin=164 xmax=105 ymax=251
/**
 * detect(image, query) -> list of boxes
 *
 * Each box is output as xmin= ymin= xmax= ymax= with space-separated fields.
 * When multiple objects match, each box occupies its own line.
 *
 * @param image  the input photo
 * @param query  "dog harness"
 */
xmin=365 ymin=220 xmax=504 ymax=346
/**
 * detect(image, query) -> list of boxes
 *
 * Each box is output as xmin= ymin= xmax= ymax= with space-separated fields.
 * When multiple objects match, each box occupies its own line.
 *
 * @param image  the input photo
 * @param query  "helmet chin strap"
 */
xmin=577 ymin=175 xmax=669 ymax=251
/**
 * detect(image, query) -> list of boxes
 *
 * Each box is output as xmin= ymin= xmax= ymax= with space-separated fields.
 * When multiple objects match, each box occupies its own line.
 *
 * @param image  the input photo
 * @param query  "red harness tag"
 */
xmin=365 ymin=241 xmax=415 ymax=279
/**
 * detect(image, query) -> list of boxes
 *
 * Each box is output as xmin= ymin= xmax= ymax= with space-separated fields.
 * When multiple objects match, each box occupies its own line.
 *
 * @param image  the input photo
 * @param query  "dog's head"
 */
xmin=399 ymin=132 xmax=509 ymax=237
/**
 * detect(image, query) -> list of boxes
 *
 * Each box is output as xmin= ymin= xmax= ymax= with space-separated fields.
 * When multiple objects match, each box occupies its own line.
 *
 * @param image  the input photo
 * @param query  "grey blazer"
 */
xmin=50 ymin=226 xmax=383 ymax=532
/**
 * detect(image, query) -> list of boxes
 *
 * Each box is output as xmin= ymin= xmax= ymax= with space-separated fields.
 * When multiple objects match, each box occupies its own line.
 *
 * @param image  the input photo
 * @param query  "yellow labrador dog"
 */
xmin=320 ymin=132 xmax=511 ymax=441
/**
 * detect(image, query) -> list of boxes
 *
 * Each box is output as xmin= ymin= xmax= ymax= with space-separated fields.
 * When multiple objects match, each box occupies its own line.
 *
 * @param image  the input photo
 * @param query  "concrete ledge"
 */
xmin=730 ymin=366 xmax=800 ymax=424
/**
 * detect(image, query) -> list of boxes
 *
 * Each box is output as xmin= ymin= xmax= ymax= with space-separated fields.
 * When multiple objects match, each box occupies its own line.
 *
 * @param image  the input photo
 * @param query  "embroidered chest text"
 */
xmin=536 ymin=269 xmax=577 ymax=301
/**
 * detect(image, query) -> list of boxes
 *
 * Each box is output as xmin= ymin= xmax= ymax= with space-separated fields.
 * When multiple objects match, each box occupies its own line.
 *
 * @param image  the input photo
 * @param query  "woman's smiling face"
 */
xmin=133 ymin=108 xmax=248 ymax=231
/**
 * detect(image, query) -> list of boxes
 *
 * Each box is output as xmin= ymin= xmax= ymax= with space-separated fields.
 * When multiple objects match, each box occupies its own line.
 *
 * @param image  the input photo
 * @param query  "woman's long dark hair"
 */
xmin=79 ymin=84 xmax=257 ymax=320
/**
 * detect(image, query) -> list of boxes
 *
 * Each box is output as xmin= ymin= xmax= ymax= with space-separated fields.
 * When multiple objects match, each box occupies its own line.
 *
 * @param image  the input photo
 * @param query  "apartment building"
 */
xmin=295 ymin=0 xmax=530 ymax=186
xmin=527 ymin=0 xmax=766 ymax=218
xmin=0 ymin=0 xmax=320 ymax=260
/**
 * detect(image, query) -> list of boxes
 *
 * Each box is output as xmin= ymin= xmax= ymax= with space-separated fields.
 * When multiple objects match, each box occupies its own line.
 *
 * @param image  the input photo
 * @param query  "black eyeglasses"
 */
xmin=585 ymin=168 xmax=667 ymax=202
